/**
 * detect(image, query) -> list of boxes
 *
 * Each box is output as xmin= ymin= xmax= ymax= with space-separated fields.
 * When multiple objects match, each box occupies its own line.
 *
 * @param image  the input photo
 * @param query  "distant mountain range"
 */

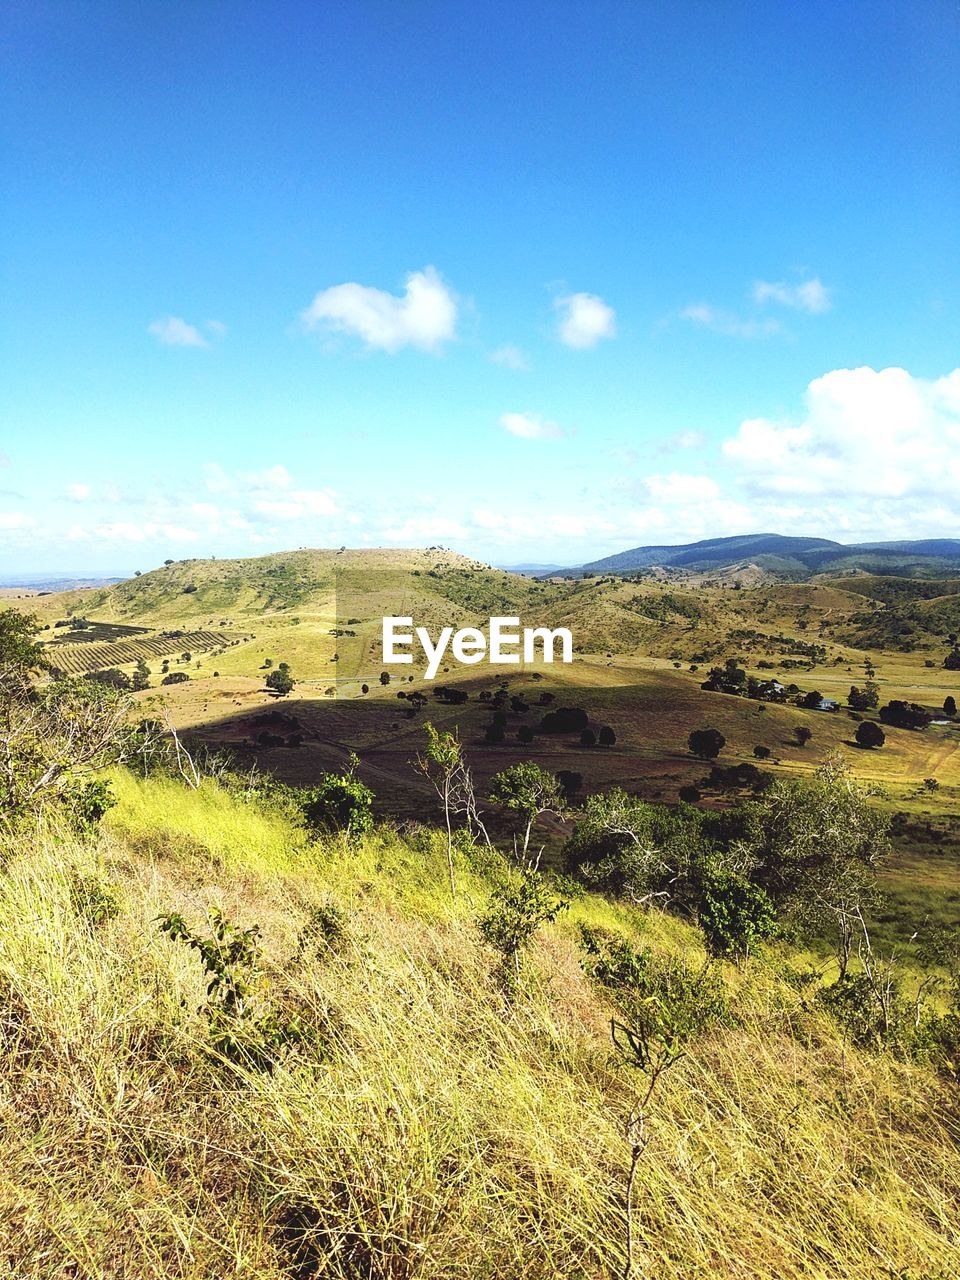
xmin=0 ymin=574 xmax=124 ymax=592
xmin=555 ymin=534 xmax=960 ymax=579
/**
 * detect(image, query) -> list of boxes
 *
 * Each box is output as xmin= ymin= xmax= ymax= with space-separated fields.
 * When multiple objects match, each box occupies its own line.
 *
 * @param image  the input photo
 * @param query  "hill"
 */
xmin=570 ymin=533 xmax=960 ymax=579
xmin=2 ymin=766 xmax=958 ymax=1277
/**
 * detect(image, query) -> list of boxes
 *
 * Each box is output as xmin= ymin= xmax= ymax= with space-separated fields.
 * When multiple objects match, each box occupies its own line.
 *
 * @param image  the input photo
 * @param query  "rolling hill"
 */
xmin=567 ymin=533 xmax=960 ymax=579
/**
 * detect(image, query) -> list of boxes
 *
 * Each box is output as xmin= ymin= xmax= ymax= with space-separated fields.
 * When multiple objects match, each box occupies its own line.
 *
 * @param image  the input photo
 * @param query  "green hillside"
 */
xmin=2 ymin=766 xmax=958 ymax=1278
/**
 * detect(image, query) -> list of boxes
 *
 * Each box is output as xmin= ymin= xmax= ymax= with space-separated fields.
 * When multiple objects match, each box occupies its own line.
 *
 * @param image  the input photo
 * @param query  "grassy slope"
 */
xmin=1 ymin=771 xmax=958 ymax=1278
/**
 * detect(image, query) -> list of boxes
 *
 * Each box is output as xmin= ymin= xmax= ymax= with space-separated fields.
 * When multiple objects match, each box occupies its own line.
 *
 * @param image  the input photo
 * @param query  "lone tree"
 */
xmin=944 ymin=696 xmax=957 ymax=717
xmin=855 ymin=721 xmax=885 ymax=750
xmin=794 ymin=725 xmax=813 ymax=748
xmin=598 ymin=725 xmax=617 ymax=747
xmin=753 ymin=744 xmax=771 ymax=760
xmin=688 ymin=727 xmax=725 ymax=760
xmin=265 ymin=668 xmax=294 ymax=696
xmin=488 ymin=761 xmax=564 ymax=855
xmin=379 ymin=671 xmax=391 ymax=686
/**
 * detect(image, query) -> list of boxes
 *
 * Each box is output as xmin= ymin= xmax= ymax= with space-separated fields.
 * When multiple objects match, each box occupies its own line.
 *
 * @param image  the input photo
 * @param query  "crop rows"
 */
xmin=46 ymin=630 xmax=233 ymax=675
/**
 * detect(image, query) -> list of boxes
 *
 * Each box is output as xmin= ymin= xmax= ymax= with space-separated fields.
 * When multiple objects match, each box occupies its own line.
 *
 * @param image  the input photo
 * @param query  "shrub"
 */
xmin=479 ymin=868 xmax=569 ymax=985
xmin=698 ymin=868 xmax=778 ymax=958
xmin=301 ymin=760 xmax=374 ymax=842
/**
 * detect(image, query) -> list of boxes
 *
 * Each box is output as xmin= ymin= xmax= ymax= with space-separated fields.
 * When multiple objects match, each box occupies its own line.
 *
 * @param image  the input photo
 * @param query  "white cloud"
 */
xmin=499 ymin=411 xmax=566 ymax=440
xmin=680 ymin=304 xmax=780 ymax=339
xmin=300 ymin=266 xmax=457 ymax=353
xmin=205 ymin=320 xmax=227 ymax=337
xmin=722 ymin=366 xmax=960 ymax=499
xmin=0 ymin=512 xmax=35 ymax=530
xmin=252 ymin=490 xmax=338 ymax=521
xmin=754 ymin=277 xmax=831 ymax=314
xmin=380 ymin=515 xmax=469 ymax=542
xmin=642 ymin=473 xmax=720 ymax=504
xmin=147 ymin=316 xmax=209 ymax=348
xmin=555 ymin=292 xmax=616 ymax=349
xmin=66 ymin=483 xmax=91 ymax=502
xmin=491 ymin=345 xmax=531 ymax=371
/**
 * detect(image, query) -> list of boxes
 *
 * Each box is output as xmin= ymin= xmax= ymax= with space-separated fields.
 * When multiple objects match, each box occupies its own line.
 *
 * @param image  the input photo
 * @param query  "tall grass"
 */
xmin=0 ymin=772 xmax=957 ymax=1277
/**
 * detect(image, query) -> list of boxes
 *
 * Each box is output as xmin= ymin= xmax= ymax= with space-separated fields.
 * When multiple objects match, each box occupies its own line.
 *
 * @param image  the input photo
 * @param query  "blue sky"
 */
xmin=2 ymin=0 xmax=958 ymax=574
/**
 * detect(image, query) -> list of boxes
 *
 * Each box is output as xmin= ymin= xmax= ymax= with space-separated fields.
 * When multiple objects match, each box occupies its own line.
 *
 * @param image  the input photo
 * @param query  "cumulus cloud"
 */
xmin=490 ymin=345 xmax=531 ymax=371
xmin=722 ymin=366 xmax=960 ymax=500
xmin=754 ymin=277 xmax=831 ymax=313
xmin=147 ymin=316 xmax=209 ymax=348
xmin=499 ymin=411 xmax=566 ymax=440
xmin=555 ymin=292 xmax=616 ymax=349
xmin=301 ymin=266 xmax=457 ymax=353
xmin=642 ymin=473 xmax=720 ymax=504
xmin=680 ymin=304 xmax=780 ymax=339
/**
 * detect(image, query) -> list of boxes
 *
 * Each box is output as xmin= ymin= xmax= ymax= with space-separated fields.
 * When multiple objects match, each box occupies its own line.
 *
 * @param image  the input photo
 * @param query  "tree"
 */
xmin=739 ymin=755 xmax=890 ymax=973
xmin=688 ymin=727 xmax=725 ymax=760
xmin=0 ymin=608 xmax=47 ymax=694
xmin=131 ymin=658 xmax=150 ymax=691
xmin=488 ymin=761 xmax=564 ymax=855
xmin=580 ymin=728 xmax=597 ymax=747
xmin=85 ymin=668 xmax=131 ymax=691
xmin=944 ymin=650 xmax=960 ymax=671
xmin=944 ymin=696 xmax=956 ymax=717
xmin=0 ymin=671 xmax=134 ymax=824
xmin=855 ymin=721 xmax=885 ymax=749
xmin=849 ymin=683 xmax=879 ymax=711
xmin=416 ymin=723 xmax=490 ymax=899
xmin=266 ymin=668 xmax=294 ymax=696
xmin=879 ymin=700 xmax=931 ymax=730
xmin=555 ymin=770 xmax=582 ymax=802
xmin=753 ymin=744 xmax=770 ymax=760
xmin=517 ymin=724 xmax=534 ymax=745
xmin=379 ymin=671 xmax=391 ymax=686
xmin=794 ymin=725 xmax=813 ymax=748
xmin=161 ymin=672 xmax=190 ymax=685
xmin=598 ymin=725 xmax=617 ymax=747
xmin=300 ymin=756 xmax=373 ymax=843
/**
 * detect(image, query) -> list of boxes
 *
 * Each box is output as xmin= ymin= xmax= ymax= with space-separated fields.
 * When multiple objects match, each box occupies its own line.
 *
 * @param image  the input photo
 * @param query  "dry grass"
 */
xmin=0 ymin=773 xmax=958 ymax=1278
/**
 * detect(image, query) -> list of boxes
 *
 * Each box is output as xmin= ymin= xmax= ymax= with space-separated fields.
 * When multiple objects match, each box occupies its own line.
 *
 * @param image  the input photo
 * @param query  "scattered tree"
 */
xmin=855 ymin=721 xmax=885 ymax=750
xmin=687 ymin=727 xmax=725 ymax=760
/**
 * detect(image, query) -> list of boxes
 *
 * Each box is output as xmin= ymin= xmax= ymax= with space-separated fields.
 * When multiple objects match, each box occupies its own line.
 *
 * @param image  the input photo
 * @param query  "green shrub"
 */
xmin=300 ymin=759 xmax=374 ymax=843
xmin=698 ymin=868 xmax=778 ymax=958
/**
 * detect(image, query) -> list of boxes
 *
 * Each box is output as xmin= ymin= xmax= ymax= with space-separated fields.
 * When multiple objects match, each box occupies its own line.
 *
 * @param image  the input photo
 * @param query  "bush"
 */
xmin=698 ymin=868 xmax=778 ymax=958
xmin=301 ymin=763 xmax=374 ymax=842
xmin=479 ymin=869 xmax=569 ymax=984
xmin=161 ymin=671 xmax=190 ymax=685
